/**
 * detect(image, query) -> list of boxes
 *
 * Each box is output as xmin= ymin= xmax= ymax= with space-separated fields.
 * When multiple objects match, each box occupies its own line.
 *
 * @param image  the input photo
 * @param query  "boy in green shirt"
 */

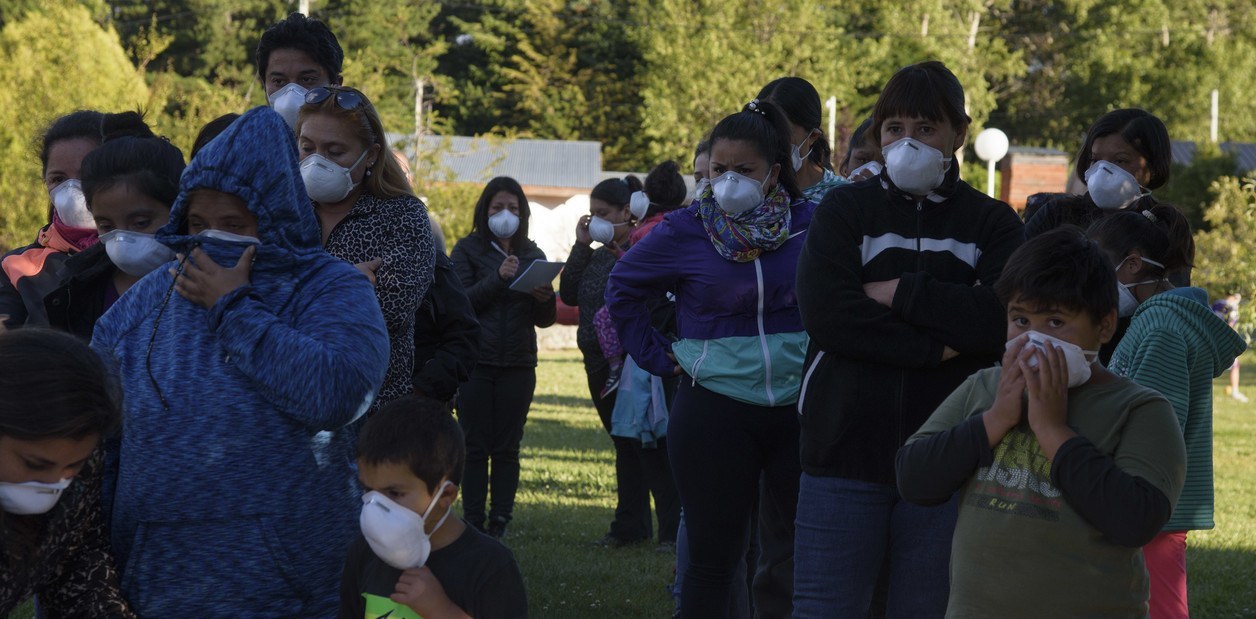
xmin=896 ymin=226 xmax=1186 ymax=617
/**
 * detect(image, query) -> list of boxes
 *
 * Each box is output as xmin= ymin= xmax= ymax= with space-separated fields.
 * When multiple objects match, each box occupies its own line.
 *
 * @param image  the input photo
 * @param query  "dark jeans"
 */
xmin=456 ymin=364 xmax=536 ymax=528
xmin=792 ymin=474 xmax=958 ymax=618
xmin=669 ymin=381 xmax=800 ymax=618
xmin=588 ymin=365 xmax=681 ymax=544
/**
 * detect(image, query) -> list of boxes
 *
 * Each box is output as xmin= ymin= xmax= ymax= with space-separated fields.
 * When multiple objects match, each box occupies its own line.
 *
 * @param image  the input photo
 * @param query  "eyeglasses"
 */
xmin=303 ymin=87 xmax=365 ymax=110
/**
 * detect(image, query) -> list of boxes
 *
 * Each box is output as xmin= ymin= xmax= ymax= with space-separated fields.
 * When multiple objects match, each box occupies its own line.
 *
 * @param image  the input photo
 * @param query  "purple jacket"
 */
xmin=606 ymin=199 xmax=815 ymax=379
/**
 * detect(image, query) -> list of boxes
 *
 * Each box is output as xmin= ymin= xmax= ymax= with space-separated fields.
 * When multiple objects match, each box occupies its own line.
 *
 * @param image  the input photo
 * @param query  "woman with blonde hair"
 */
xmin=297 ymin=86 xmax=435 ymax=408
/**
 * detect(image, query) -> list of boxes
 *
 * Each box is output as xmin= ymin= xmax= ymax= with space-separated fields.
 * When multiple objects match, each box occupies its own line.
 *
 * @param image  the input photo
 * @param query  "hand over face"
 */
xmin=172 ymin=247 xmax=255 ymax=309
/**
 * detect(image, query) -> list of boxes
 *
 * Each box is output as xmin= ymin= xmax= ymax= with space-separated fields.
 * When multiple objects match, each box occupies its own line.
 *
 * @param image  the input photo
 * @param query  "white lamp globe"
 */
xmin=974 ymin=128 xmax=1009 ymax=162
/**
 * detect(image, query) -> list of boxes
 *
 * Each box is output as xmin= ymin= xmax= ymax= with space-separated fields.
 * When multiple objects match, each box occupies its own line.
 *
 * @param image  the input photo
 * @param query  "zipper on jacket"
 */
xmin=690 ymin=340 xmax=709 ymax=387
xmin=915 ymin=200 xmax=924 ymax=271
xmin=755 ymin=258 xmax=776 ymax=407
xmin=798 ymin=350 xmax=825 ymax=415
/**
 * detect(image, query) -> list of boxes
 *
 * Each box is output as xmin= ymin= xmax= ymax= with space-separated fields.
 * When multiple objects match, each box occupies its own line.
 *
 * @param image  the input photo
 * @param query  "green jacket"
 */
xmin=1108 ymin=287 xmax=1247 ymax=531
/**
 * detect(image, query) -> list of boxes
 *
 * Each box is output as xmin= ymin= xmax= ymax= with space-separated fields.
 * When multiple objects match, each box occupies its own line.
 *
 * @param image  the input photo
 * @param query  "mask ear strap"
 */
xmin=424 ymin=481 xmax=455 ymax=534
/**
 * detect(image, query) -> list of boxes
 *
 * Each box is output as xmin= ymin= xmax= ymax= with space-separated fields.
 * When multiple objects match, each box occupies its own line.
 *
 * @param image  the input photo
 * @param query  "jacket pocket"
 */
xmin=118 ymin=518 xmax=309 ymax=616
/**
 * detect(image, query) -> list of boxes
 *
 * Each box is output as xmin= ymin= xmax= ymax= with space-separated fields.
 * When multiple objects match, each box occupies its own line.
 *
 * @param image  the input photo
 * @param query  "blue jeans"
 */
xmin=793 ymin=474 xmax=957 ymax=618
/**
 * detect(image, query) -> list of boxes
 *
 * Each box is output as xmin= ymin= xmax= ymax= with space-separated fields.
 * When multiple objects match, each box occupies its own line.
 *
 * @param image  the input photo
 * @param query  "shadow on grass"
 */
xmin=506 ymin=499 xmax=675 ymax=618
xmin=539 ymin=354 xmax=588 ymax=365
xmin=1188 ymin=545 xmax=1256 ymax=617
xmin=532 ymin=393 xmax=598 ymax=410
xmin=523 ymin=413 xmax=609 ymax=452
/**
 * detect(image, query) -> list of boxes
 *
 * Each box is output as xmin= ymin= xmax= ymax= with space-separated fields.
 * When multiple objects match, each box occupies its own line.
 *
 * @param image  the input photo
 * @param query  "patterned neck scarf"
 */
xmin=697 ymin=182 xmax=792 ymax=262
xmin=803 ymin=168 xmax=847 ymax=202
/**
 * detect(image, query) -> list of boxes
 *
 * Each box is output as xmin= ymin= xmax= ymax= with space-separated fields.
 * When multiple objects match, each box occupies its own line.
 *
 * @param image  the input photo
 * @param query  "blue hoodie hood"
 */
xmin=157 ymin=106 xmax=320 ymax=271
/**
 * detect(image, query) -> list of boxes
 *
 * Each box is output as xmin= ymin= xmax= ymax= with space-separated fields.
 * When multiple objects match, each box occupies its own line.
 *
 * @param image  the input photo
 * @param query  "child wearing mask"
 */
xmin=340 ymin=394 xmax=527 ymax=619
xmin=793 ymin=61 xmax=1024 ymax=617
xmin=897 ymin=225 xmax=1186 ymax=617
xmin=44 ymin=112 xmax=185 ymax=340
xmin=91 ymin=106 xmax=390 ymax=616
xmin=1090 ymin=206 xmax=1246 ymax=619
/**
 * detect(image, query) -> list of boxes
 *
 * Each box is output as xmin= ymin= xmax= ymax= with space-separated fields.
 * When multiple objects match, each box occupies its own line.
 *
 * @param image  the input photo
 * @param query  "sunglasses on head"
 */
xmin=304 ymin=87 xmax=365 ymax=110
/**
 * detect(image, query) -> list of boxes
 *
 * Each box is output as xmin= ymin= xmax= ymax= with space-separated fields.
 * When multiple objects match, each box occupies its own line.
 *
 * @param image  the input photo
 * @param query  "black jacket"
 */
xmin=560 ymin=242 xmax=619 ymax=375
xmin=795 ymin=173 xmax=1025 ymax=485
xmin=43 ymin=243 xmax=114 ymax=341
xmin=0 ymin=231 xmax=74 ymax=329
xmin=450 ymin=233 xmax=556 ymax=368
xmin=413 ymin=251 xmax=480 ymax=402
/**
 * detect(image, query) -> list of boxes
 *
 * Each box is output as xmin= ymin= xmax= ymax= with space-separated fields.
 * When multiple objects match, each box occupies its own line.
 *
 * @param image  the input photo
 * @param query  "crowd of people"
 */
xmin=0 ymin=10 xmax=1248 ymax=619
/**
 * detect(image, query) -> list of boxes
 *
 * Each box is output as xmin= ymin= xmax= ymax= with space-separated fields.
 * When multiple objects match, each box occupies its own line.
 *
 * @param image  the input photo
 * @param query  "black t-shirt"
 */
xmin=338 ymin=524 xmax=528 ymax=618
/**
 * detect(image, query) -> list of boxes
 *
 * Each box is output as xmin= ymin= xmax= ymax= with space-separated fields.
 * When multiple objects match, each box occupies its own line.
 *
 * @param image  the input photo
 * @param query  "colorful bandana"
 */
xmin=697 ymin=182 xmax=792 ymax=262
xmin=803 ymin=168 xmax=847 ymax=202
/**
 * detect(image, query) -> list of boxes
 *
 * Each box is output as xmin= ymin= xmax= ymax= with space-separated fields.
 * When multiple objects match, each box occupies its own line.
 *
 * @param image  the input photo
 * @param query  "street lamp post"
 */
xmin=973 ymin=128 xmax=1009 ymax=198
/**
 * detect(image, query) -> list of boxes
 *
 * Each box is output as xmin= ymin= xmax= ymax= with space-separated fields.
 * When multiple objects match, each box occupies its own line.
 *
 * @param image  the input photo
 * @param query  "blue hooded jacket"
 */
xmin=91 ymin=107 xmax=389 ymax=617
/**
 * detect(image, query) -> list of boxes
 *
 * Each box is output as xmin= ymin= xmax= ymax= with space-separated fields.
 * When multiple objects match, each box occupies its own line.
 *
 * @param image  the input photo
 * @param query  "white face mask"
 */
xmin=488 ymin=209 xmax=520 ymax=239
xmin=692 ymin=178 xmax=710 ymax=201
xmin=301 ymin=150 xmax=369 ymax=204
xmin=359 ymin=482 xmax=453 ymax=570
xmin=588 ymin=215 xmax=629 ymax=245
xmin=268 ymin=83 xmax=309 ymax=130
xmin=50 ymin=179 xmax=95 ymax=229
xmin=882 ymin=138 xmax=952 ymax=196
xmin=1085 ymin=161 xmax=1144 ymax=210
xmin=629 ymin=191 xmax=651 ymax=220
xmin=100 ymin=229 xmax=176 ymax=278
xmin=790 ymin=139 xmax=814 ymax=172
xmin=197 ymin=229 xmax=261 ymax=246
xmin=711 ymin=171 xmax=769 ymax=215
xmin=1115 ymin=255 xmax=1165 ymax=317
xmin=1007 ymin=331 xmax=1099 ymax=388
xmin=845 ymin=160 xmax=883 ymax=181
xmin=0 ymin=478 xmax=72 ymax=515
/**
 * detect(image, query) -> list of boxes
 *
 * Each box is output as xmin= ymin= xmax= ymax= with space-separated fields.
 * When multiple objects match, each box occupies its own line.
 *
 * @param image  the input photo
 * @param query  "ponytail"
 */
xmin=708 ymin=99 xmax=803 ymax=200
xmin=81 ymin=111 xmax=185 ymax=208
xmin=1087 ymin=203 xmax=1194 ymax=275
xmin=757 ymin=77 xmax=832 ymax=171
xmin=643 ymin=160 xmax=687 ymax=215
xmin=591 ymin=175 xmax=641 ymax=207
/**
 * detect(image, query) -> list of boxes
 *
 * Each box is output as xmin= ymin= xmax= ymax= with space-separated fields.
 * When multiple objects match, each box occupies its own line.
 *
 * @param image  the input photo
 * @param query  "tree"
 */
xmin=990 ymin=1 xmax=1256 ymax=148
xmin=434 ymin=0 xmax=647 ymax=170
xmin=322 ymin=0 xmax=447 ymax=143
xmin=111 ymin=0 xmax=287 ymax=93
xmin=1193 ymin=176 xmax=1256 ymax=340
xmin=0 ymin=1 xmax=148 ymax=249
xmin=1159 ymin=143 xmax=1238 ymax=231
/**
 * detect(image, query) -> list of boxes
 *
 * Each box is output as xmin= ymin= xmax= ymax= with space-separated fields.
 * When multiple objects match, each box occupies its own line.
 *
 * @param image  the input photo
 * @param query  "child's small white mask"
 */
xmin=1006 ymin=331 xmax=1099 ymax=388
xmin=359 ymin=481 xmax=453 ymax=570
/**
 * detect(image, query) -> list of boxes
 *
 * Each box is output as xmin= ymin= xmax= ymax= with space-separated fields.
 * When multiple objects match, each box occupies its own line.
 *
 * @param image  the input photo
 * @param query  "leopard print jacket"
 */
xmin=0 ymin=451 xmax=136 ymax=617
xmin=322 ymin=192 xmax=435 ymax=406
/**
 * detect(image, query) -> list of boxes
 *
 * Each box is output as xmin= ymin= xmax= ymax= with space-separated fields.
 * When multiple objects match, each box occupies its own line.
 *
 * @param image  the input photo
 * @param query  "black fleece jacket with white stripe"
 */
xmin=795 ymin=170 xmax=1025 ymax=485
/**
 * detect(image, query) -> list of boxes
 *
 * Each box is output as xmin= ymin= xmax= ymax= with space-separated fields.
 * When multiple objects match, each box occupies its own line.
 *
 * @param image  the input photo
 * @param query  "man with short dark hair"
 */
xmin=255 ymin=12 xmax=343 ymax=128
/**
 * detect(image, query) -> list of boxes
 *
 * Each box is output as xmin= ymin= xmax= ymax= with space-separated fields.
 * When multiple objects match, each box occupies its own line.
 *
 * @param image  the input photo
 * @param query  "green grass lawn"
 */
xmin=8 ymin=350 xmax=1256 ymax=618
